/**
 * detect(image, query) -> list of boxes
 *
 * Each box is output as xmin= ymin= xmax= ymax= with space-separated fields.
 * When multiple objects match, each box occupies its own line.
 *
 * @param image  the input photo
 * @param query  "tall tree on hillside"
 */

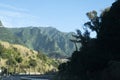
xmin=85 ymin=10 xmax=101 ymax=37
xmin=70 ymin=29 xmax=90 ymax=51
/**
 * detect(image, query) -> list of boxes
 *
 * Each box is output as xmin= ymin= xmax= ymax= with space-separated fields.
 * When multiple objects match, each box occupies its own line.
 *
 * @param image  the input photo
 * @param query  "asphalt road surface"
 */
xmin=0 ymin=75 xmax=54 ymax=80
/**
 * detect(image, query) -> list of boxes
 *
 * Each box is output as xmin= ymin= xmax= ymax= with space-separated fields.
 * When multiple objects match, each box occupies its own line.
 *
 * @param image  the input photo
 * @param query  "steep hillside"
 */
xmin=0 ymin=26 xmax=76 ymax=57
xmin=0 ymin=40 xmax=59 ymax=74
xmin=0 ymin=27 xmax=19 ymax=43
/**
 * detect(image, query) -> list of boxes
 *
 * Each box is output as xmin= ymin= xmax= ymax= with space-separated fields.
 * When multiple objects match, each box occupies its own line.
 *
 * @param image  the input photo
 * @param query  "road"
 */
xmin=0 ymin=75 xmax=54 ymax=80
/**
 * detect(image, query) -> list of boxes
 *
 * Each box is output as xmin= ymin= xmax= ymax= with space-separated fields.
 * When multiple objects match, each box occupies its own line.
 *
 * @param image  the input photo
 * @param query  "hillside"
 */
xmin=0 ymin=40 xmax=59 ymax=74
xmin=0 ymin=25 xmax=77 ymax=58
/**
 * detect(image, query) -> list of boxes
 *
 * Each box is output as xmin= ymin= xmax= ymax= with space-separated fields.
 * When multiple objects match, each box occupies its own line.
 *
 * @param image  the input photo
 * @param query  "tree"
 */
xmin=85 ymin=10 xmax=101 ymax=37
xmin=70 ymin=29 xmax=90 ymax=51
xmin=59 ymin=9 xmax=102 ymax=80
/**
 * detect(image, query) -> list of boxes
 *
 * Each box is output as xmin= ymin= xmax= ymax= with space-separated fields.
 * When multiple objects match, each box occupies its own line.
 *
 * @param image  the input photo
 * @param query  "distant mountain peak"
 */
xmin=0 ymin=20 xmax=4 ymax=27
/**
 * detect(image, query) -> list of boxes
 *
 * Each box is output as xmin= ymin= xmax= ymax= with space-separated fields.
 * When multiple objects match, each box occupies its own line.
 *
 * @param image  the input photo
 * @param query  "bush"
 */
xmin=28 ymin=59 xmax=37 ymax=67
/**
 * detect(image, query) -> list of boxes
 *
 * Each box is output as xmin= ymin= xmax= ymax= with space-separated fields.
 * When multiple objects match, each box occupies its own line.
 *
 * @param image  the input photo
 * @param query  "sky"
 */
xmin=0 ymin=0 xmax=115 ymax=32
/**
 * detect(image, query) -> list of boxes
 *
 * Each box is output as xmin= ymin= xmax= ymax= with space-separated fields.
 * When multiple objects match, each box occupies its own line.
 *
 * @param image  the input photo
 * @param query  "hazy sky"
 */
xmin=0 ymin=0 xmax=115 ymax=32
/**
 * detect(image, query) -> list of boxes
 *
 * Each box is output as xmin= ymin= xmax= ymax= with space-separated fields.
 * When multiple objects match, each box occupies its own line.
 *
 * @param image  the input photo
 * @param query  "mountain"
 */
xmin=0 ymin=20 xmax=4 ymax=27
xmin=0 ymin=22 xmax=77 ymax=58
xmin=0 ymin=27 xmax=20 ymax=43
xmin=0 ymin=40 xmax=59 ymax=74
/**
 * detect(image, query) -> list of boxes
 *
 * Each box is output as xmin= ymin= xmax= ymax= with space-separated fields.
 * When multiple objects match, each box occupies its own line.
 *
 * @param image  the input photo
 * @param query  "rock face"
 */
xmin=0 ymin=20 xmax=4 ymax=27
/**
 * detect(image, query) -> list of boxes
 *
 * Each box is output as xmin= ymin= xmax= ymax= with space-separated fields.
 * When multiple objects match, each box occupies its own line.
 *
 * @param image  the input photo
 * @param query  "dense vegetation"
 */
xmin=0 ymin=26 xmax=76 ymax=58
xmin=57 ymin=0 xmax=120 ymax=80
xmin=0 ymin=41 xmax=59 ymax=75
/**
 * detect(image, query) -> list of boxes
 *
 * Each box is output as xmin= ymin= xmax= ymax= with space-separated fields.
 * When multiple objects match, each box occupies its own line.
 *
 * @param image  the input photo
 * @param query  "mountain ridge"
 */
xmin=0 ymin=23 xmax=77 ymax=58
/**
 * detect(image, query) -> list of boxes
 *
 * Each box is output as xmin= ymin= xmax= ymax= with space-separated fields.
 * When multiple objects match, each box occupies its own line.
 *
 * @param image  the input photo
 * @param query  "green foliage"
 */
xmin=86 ymin=10 xmax=97 ymax=20
xmin=0 ymin=27 xmax=19 ymax=43
xmin=51 ymin=59 xmax=59 ymax=67
xmin=15 ymin=56 xmax=23 ymax=63
xmin=0 ymin=44 xmax=4 ymax=57
xmin=0 ymin=46 xmax=13 ymax=59
xmin=28 ymin=59 xmax=37 ymax=67
xmin=37 ymin=52 xmax=47 ymax=62
xmin=0 ymin=41 xmax=59 ymax=74
xmin=6 ymin=58 xmax=16 ymax=66
xmin=0 ymin=52 xmax=9 ymax=59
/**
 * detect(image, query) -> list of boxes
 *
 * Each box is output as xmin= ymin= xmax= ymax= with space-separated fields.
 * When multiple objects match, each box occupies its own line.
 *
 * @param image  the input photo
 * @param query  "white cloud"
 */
xmin=0 ymin=10 xmax=38 ymax=18
xmin=0 ymin=3 xmax=37 ymax=18
xmin=0 ymin=10 xmax=25 ymax=18
xmin=0 ymin=3 xmax=40 ymax=27
xmin=0 ymin=3 xmax=28 ymax=12
xmin=0 ymin=11 xmax=40 ymax=27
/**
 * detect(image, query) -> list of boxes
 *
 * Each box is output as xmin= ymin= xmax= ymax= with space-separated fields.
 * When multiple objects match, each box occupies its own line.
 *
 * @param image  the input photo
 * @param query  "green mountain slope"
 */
xmin=0 ymin=27 xmax=22 ymax=44
xmin=0 ymin=26 xmax=76 ymax=57
xmin=0 ymin=40 xmax=58 ymax=74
